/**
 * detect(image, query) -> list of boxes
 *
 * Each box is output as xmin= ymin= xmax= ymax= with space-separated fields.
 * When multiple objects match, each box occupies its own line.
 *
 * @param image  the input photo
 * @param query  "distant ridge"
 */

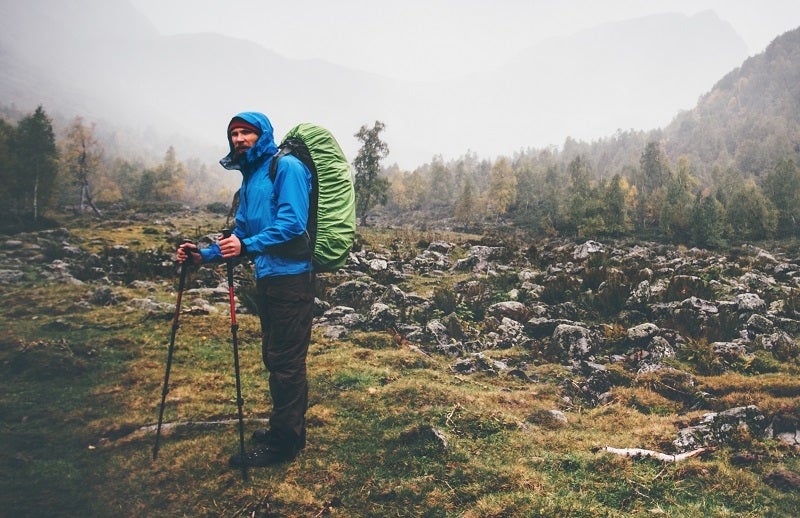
xmin=0 ymin=0 xmax=760 ymax=170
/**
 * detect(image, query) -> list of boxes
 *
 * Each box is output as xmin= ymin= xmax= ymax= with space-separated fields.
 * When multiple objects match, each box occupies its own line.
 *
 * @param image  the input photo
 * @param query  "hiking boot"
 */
xmin=228 ymin=444 xmax=298 ymax=468
xmin=252 ymin=428 xmax=306 ymax=450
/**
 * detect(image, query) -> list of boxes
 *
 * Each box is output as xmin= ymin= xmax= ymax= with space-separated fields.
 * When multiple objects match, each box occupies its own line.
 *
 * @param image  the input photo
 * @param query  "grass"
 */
xmin=1 ymin=211 xmax=799 ymax=516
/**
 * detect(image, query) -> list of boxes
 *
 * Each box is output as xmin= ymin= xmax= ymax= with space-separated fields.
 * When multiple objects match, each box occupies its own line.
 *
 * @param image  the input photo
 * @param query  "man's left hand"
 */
xmin=219 ymin=233 xmax=242 ymax=258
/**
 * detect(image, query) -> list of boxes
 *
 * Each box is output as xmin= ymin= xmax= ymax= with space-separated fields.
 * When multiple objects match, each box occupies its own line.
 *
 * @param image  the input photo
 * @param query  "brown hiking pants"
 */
xmin=255 ymin=271 xmax=315 ymax=447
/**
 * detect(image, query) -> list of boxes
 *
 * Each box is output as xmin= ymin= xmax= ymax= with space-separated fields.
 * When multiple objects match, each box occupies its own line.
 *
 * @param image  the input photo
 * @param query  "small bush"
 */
xmin=205 ymin=201 xmax=230 ymax=214
xmin=680 ymin=338 xmax=726 ymax=375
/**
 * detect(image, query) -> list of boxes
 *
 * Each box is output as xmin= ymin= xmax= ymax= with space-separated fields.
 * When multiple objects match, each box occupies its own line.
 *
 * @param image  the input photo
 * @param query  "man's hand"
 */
xmin=219 ymin=233 xmax=242 ymax=259
xmin=176 ymin=242 xmax=201 ymax=265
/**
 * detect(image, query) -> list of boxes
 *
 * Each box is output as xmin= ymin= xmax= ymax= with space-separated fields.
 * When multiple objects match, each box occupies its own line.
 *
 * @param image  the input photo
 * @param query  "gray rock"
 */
xmin=552 ymin=324 xmax=602 ymax=360
xmin=0 ymin=269 xmax=24 ymax=283
xmin=627 ymin=323 xmax=660 ymax=342
xmin=487 ymin=301 xmax=529 ymax=323
xmin=573 ymin=240 xmax=605 ymax=260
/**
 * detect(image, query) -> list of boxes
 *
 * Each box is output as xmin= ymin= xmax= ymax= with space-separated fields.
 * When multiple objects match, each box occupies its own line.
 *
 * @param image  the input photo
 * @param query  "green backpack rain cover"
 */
xmin=269 ymin=123 xmax=355 ymax=272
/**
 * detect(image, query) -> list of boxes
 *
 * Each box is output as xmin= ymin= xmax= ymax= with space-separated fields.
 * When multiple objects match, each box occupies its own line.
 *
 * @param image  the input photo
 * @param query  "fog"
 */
xmin=3 ymin=1 xmax=800 ymax=169
xmin=124 ymin=0 xmax=800 ymax=167
xmin=130 ymin=0 xmax=800 ymax=82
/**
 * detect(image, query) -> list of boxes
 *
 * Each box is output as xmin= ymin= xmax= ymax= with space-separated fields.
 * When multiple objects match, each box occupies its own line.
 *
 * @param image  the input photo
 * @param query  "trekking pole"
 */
xmin=223 ymin=229 xmax=248 ymax=481
xmin=153 ymin=240 xmax=195 ymax=461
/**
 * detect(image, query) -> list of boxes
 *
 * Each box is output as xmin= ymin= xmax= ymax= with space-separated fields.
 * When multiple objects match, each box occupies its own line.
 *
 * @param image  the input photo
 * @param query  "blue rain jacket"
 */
xmin=200 ymin=112 xmax=312 ymax=278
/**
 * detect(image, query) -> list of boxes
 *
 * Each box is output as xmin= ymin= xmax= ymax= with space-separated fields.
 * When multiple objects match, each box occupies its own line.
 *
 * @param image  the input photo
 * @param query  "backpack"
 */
xmin=268 ymin=123 xmax=356 ymax=272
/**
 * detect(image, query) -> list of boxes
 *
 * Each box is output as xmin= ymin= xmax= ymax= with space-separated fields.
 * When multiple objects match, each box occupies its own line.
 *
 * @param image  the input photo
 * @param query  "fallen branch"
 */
xmin=596 ymin=445 xmax=713 ymax=462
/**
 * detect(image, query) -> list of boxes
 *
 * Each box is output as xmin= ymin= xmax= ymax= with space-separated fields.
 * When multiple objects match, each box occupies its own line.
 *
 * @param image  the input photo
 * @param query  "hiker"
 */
xmin=177 ymin=111 xmax=314 ymax=468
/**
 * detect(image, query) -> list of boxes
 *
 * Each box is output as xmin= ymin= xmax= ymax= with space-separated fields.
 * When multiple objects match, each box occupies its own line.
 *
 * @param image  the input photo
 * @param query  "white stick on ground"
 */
xmin=597 ymin=446 xmax=712 ymax=462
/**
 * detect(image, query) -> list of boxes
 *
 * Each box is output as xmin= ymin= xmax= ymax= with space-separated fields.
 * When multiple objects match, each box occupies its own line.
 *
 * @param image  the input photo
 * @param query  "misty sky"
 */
xmin=130 ymin=0 xmax=800 ymax=82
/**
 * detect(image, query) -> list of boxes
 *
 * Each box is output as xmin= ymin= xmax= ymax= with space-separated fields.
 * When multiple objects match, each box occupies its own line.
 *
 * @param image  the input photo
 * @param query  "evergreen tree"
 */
xmin=566 ymin=155 xmax=604 ymax=236
xmin=353 ymin=121 xmax=390 ymax=226
xmin=659 ymin=156 xmax=696 ymax=243
xmin=14 ymin=106 xmax=59 ymax=221
xmin=603 ymin=174 xmax=630 ymax=236
xmin=0 ymin=119 xmax=18 ymax=221
xmin=690 ymin=190 xmax=726 ymax=248
xmin=111 ymin=158 xmax=143 ymax=204
xmin=762 ymin=158 xmax=800 ymax=237
xmin=725 ymin=180 xmax=777 ymax=242
xmin=539 ymin=164 xmax=563 ymax=234
xmin=426 ymin=155 xmax=454 ymax=209
xmin=638 ymin=141 xmax=670 ymax=194
xmin=634 ymin=142 xmax=670 ymax=233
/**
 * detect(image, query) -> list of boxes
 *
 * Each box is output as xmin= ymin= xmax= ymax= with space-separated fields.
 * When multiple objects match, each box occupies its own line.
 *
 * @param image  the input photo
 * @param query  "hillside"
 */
xmin=1 ymin=211 xmax=799 ymax=515
xmin=662 ymin=26 xmax=800 ymax=176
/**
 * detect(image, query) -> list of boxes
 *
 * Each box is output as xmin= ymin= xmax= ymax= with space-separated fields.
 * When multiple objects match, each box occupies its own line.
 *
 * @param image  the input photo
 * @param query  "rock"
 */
xmin=452 ymin=352 xmax=507 ymax=376
xmin=573 ymin=240 xmax=605 ymax=260
xmin=426 ymin=319 xmax=451 ymax=346
xmin=329 ymin=280 xmax=376 ymax=310
xmin=674 ymin=405 xmax=766 ymax=452
xmin=681 ymin=296 xmax=718 ymax=313
xmin=413 ymin=250 xmax=450 ymax=272
xmin=427 ymin=241 xmax=455 ymax=254
xmin=365 ymin=302 xmax=399 ymax=331
xmin=0 ymin=269 xmax=24 ymax=283
xmin=319 ymin=306 xmax=363 ymax=329
xmin=90 ymin=286 xmax=118 ymax=306
xmin=735 ymin=293 xmax=767 ymax=313
xmin=490 ymin=317 xmax=526 ymax=349
xmin=627 ymin=323 xmax=660 ymax=342
xmin=765 ymin=470 xmax=800 ymax=491
xmin=487 ymin=301 xmax=529 ymax=323
xmin=552 ymin=324 xmax=602 ymax=360
xmin=746 ymin=313 xmax=774 ymax=335
xmin=128 ymin=298 xmax=174 ymax=314
xmin=368 ymin=258 xmax=388 ymax=272
xmin=318 ymin=325 xmax=349 ymax=340
xmin=759 ymin=331 xmax=799 ymax=361
xmin=452 ymin=245 xmax=505 ymax=273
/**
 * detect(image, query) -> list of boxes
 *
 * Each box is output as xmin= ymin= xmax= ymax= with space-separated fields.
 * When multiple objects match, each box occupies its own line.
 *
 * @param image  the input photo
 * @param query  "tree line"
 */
xmin=384 ymin=139 xmax=800 ymax=247
xmin=0 ymin=106 xmax=230 ymax=230
xmin=3 ymin=105 xmax=798 ymax=250
xmin=0 ymin=106 xmax=392 ymax=236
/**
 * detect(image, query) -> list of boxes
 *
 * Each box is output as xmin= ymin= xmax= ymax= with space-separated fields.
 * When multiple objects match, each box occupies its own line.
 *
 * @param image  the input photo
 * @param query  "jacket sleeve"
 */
xmin=199 ymin=242 xmax=222 ymax=262
xmin=240 ymin=156 xmax=311 ymax=254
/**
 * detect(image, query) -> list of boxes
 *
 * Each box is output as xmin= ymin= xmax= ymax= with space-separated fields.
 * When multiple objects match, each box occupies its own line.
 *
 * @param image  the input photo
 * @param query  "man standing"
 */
xmin=178 ymin=112 xmax=314 ymax=468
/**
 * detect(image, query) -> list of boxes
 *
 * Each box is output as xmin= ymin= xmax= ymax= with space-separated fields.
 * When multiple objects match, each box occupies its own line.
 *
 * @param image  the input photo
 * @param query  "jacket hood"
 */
xmin=219 ymin=112 xmax=279 ymax=172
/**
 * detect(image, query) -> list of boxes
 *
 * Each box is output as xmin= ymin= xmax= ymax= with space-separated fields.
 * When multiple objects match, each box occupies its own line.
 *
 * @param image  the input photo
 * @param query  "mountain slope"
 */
xmin=663 ymin=26 xmax=800 ymax=175
xmin=0 ymin=1 xmax=753 ymax=169
xmin=439 ymin=11 xmax=748 ymax=160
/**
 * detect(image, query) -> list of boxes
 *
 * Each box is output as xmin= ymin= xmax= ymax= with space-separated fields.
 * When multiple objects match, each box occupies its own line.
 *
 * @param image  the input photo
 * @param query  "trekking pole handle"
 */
xmin=179 ymin=239 xmax=198 ymax=251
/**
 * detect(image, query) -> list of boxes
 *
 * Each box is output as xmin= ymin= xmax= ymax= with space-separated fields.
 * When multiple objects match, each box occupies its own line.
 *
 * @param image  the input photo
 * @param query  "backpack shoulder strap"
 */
xmin=270 ymin=137 xmax=316 ymax=183
xmin=269 ymin=147 xmax=292 ymax=183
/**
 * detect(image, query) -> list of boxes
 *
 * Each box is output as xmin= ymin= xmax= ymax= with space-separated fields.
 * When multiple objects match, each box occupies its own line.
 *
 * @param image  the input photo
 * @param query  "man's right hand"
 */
xmin=176 ymin=242 xmax=201 ymax=265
